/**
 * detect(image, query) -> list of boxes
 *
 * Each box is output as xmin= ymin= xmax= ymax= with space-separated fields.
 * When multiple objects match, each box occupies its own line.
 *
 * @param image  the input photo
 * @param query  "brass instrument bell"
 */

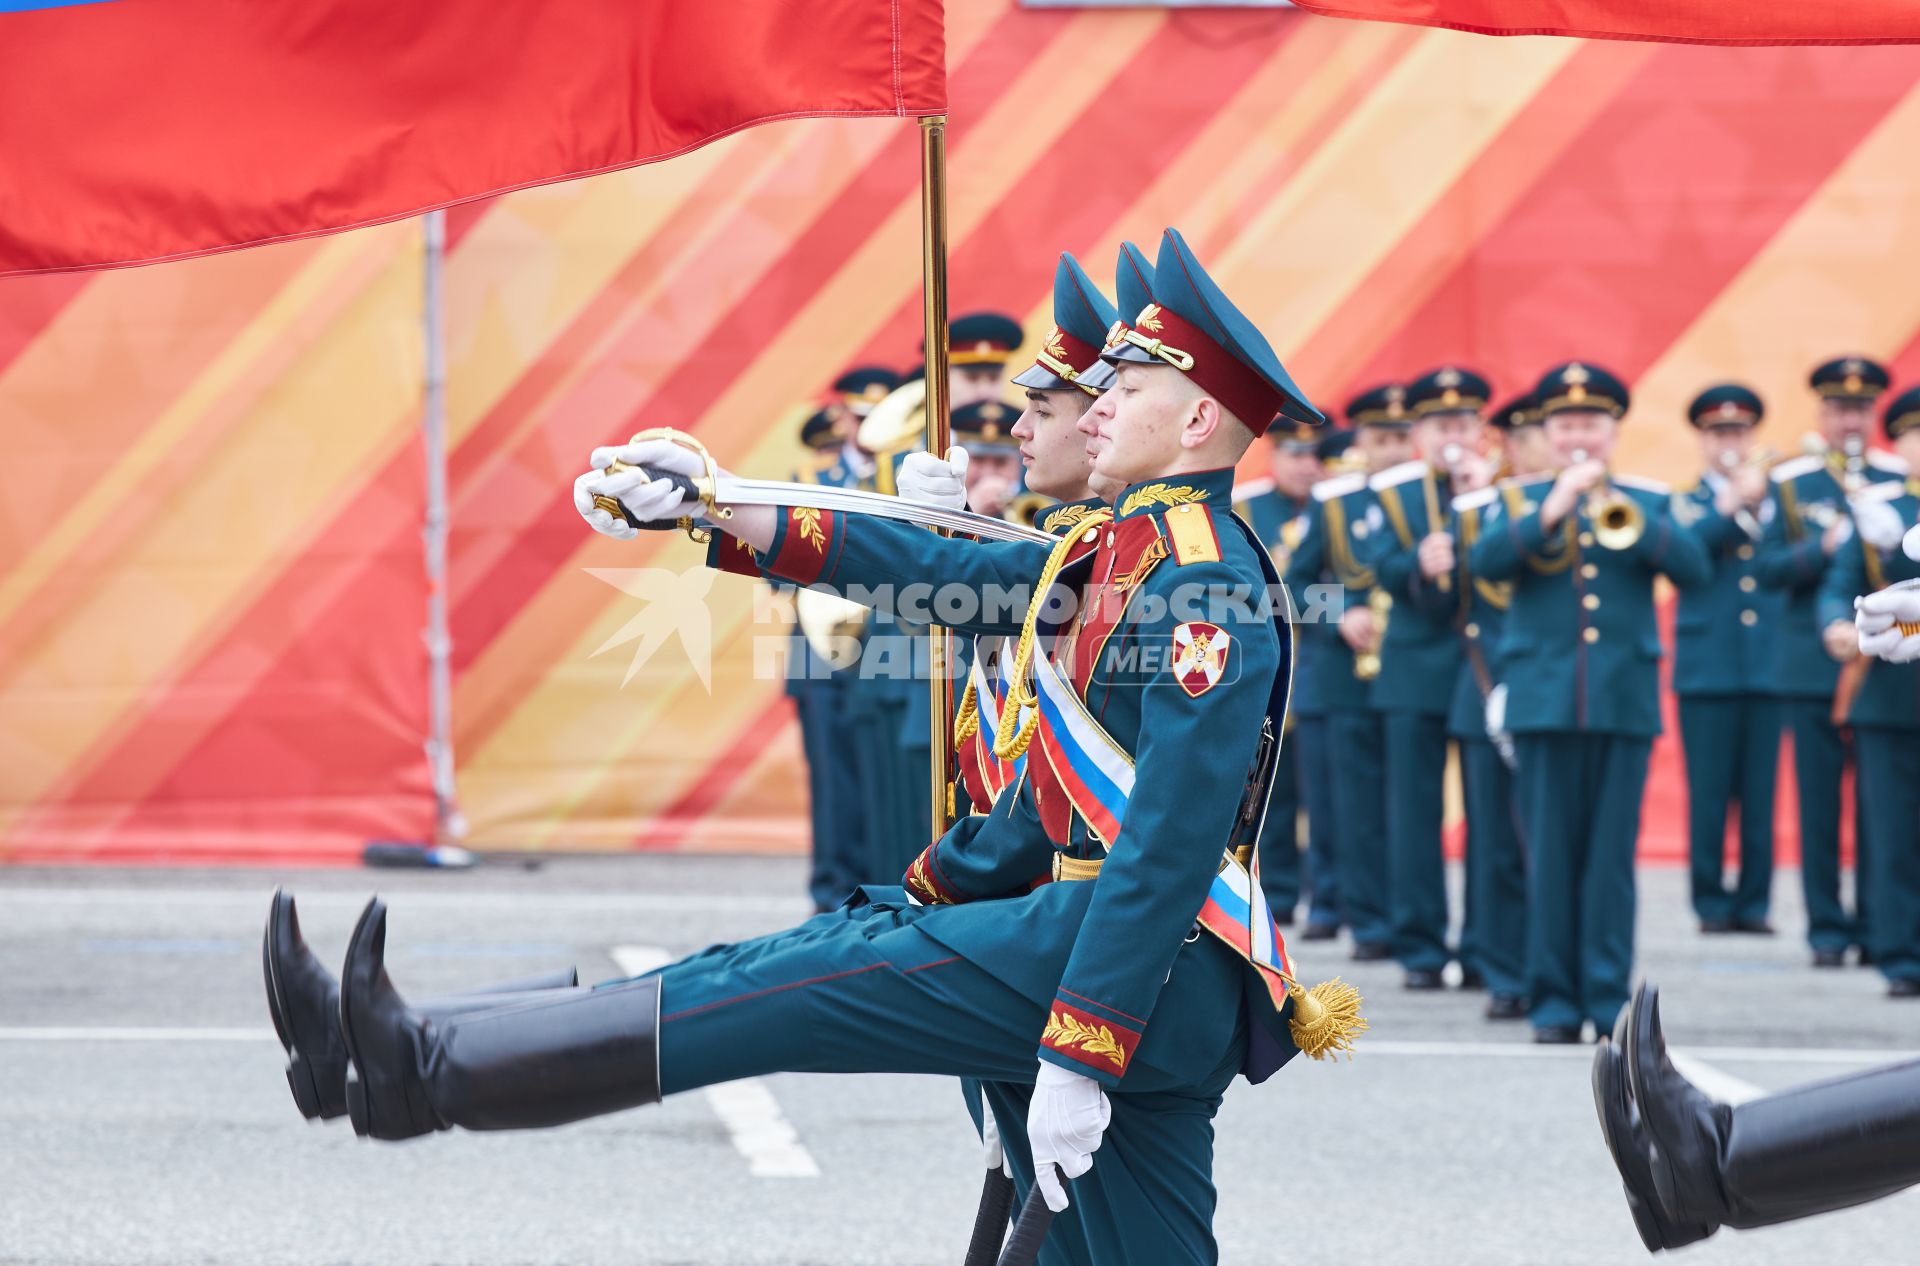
xmin=1571 ymin=447 xmax=1644 ymax=551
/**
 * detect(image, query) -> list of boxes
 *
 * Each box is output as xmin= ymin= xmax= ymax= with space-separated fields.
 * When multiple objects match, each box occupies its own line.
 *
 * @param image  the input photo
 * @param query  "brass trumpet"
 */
xmin=1004 ymin=490 xmax=1056 ymax=529
xmin=1570 ymin=447 xmax=1644 ymax=551
xmin=1353 ymin=587 xmax=1393 ymax=681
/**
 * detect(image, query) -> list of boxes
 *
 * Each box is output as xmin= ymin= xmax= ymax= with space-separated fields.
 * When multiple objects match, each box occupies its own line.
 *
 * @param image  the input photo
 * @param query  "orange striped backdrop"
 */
xmin=5 ymin=2 xmax=1920 ymax=863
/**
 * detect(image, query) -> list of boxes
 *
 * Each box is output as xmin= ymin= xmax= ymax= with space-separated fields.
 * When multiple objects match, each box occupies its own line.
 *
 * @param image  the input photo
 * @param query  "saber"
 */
xmin=962 ymin=1168 xmax=1017 ymax=1266
xmin=995 ymin=1182 xmax=1057 ymax=1266
xmin=593 ymin=458 xmax=1055 ymax=546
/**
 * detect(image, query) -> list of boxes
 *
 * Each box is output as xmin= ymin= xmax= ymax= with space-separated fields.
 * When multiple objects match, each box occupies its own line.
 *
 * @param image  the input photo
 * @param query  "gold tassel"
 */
xmin=953 ymin=680 xmax=980 ymax=746
xmin=1286 ymin=977 xmax=1368 ymax=1061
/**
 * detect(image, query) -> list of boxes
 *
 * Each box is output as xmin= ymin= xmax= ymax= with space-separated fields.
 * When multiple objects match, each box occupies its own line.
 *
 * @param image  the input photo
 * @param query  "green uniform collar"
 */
xmin=1034 ymin=495 xmax=1107 ymax=536
xmin=1113 ymin=467 xmax=1237 ymax=520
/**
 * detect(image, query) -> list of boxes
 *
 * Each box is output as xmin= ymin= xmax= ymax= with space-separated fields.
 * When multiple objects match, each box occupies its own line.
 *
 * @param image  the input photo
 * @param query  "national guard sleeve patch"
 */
xmin=1171 ymin=621 xmax=1230 ymax=697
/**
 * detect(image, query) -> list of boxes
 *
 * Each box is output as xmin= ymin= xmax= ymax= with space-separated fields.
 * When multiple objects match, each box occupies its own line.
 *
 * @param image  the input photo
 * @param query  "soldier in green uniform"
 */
xmin=787 ymin=401 xmax=882 ymax=910
xmin=1669 ymin=384 xmax=1783 ymax=935
xmin=1267 ymin=427 xmax=1354 ymax=943
xmin=1364 ymin=366 xmax=1491 ymax=990
xmin=1756 ymin=356 xmax=1904 ymax=967
xmin=857 ymin=316 xmax=1025 ymax=884
xmin=1234 ymin=420 xmax=1323 ymax=926
xmin=1818 ymin=384 xmax=1920 ymax=998
xmin=1471 ymin=362 xmax=1711 ymax=1043
xmin=1446 ymin=417 xmax=1530 ymax=1021
xmin=1284 ymin=389 xmax=1414 ymax=961
xmin=293 ymin=229 xmax=1356 ymax=1266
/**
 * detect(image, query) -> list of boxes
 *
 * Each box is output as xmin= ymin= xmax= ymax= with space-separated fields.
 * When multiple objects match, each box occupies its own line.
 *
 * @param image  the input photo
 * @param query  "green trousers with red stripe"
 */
xmin=636 ymin=892 xmax=1246 ymax=1265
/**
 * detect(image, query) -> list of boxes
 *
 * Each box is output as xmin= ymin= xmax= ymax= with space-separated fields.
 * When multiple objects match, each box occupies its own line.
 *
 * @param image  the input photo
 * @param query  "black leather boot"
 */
xmin=1625 ymin=983 xmax=1920 ymax=1240
xmin=262 ymin=889 xmax=578 ymax=1121
xmin=1591 ymin=1025 xmax=1713 ymax=1252
xmin=339 ymin=898 xmax=662 ymax=1141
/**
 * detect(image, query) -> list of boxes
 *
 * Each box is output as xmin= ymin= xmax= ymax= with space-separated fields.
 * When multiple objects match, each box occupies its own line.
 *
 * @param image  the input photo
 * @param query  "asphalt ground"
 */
xmin=1 ymin=857 xmax=1916 ymax=1266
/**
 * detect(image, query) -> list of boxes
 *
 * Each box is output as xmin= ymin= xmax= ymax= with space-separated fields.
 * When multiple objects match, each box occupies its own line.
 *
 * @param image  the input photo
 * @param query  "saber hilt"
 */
xmin=996 ymin=1180 xmax=1058 ymax=1266
xmin=587 ymin=427 xmax=728 ymax=540
xmin=590 ymin=466 xmax=705 ymax=530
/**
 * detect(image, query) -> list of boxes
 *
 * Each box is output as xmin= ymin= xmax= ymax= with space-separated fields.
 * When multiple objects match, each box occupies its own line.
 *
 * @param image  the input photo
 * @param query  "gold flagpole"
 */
xmin=919 ymin=114 xmax=953 ymax=841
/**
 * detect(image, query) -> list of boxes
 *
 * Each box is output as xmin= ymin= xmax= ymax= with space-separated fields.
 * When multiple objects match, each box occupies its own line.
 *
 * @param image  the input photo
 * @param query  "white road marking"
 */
xmin=0 ymin=1027 xmax=273 ymax=1042
xmin=607 ymin=945 xmax=820 ymax=1181
xmin=701 ymin=1081 xmax=822 ymax=1178
xmin=609 ymin=945 xmax=672 ymax=977
xmin=1669 ymin=1050 xmax=1765 ymax=1105
xmin=0 ymin=887 xmax=808 ymax=915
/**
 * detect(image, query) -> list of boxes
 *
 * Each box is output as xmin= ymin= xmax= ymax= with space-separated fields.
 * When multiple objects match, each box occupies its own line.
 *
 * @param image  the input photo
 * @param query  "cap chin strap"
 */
xmin=1121 ymin=328 xmax=1195 ymax=372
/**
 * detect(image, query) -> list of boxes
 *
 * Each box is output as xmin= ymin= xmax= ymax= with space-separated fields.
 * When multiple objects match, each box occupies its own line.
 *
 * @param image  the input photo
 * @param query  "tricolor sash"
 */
xmin=1028 ymin=644 xmax=1294 ymax=1011
xmin=964 ymin=636 xmax=1025 ymax=803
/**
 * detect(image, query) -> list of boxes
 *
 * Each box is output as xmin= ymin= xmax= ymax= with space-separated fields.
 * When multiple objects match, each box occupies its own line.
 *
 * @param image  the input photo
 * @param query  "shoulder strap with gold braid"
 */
xmin=994 ymin=509 xmax=1115 ymax=760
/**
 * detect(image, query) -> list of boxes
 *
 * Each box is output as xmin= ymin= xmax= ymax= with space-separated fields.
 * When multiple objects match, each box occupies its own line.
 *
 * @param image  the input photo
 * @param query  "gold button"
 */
xmin=1741 ymin=609 xmax=1758 ymax=626
xmin=1583 ymin=627 xmax=1600 ymax=644
xmin=1176 ymin=505 xmax=1194 ymax=514
xmin=1581 ymin=563 xmax=1599 ymax=579
xmin=1579 ymin=532 xmax=1595 ymax=548
xmin=1737 ymin=545 xmax=1754 ymax=560
xmin=1739 ymin=576 xmax=1757 ymax=593
xmin=1464 ymin=622 xmax=1480 ymax=639
xmin=1582 ymin=594 xmax=1601 ymax=610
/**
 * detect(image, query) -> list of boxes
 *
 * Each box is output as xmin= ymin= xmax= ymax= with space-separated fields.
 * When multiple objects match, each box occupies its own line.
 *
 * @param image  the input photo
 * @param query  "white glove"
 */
xmin=1903 ymin=521 xmax=1920 ymax=563
xmin=1854 ymin=499 xmax=1905 ymax=552
xmin=895 ymin=445 xmax=970 ymax=510
xmin=981 ymin=1105 xmax=1010 ymax=1177
xmin=572 ymin=439 xmax=708 ymax=539
xmin=1483 ymin=682 xmax=1508 ymax=740
xmin=1028 ymin=1062 xmax=1109 ymax=1212
xmin=1857 ymin=583 xmax=1920 ymax=662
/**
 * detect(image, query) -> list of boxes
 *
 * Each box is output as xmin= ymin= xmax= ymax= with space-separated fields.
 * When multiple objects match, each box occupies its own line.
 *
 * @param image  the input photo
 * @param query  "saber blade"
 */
xmin=710 ymin=475 xmax=1056 ymax=545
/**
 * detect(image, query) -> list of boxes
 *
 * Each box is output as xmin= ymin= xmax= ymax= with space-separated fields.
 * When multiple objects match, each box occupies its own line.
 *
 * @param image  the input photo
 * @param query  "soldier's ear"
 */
xmin=1183 ymin=394 xmax=1224 ymax=450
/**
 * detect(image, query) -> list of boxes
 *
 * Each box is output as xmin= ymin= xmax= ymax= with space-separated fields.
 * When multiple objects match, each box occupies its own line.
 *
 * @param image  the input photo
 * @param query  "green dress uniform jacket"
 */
xmin=1236 ymin=483 xmax=1309 ymax=922
xmin=1756 ymin=447 xmax=1908 ymax=953
xmin=1445 ymin=487 xmax=1528 ymax=999
xmin=1363 ymin=460 xmax=1467 ymax=974
xmin=1471 ymin=472 xmax=1711 ymax=1034
xmin=1670 ymin=476 xmax=1783 ymax=927
xmin=1817 ymin=481 xmax=1920 ymax=987
xmin=783 ymin=448 xmax=870 ymax=910
xmin=1285 ymin=471 xmax=1392 ymax=949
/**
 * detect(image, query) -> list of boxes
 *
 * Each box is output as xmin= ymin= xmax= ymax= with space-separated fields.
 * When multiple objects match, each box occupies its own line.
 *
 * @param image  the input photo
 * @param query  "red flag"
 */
xmin=0 ymin=1 xmax=945 ymax=277
xmin=1290 ymin=0 xmax=1920 ymax=46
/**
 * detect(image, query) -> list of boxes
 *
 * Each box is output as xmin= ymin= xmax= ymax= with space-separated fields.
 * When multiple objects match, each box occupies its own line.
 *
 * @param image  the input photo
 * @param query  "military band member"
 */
xmin=1284 ymin=389 xmax=1414 ymax=960
xmin=1471 ymin=363 xmax=1711 ymax=1043
xmin=1756 ymin=356 xmax=1904 ymax=968
xmin=1273 ymin=426 xmax=1356 ymax=943
xmin=1235 ymin=419 xmax=1323 ymax=925
xmin=1365 ymin=366 xmax=1491 ymax=990
xmin=311 ymin=229 xmax=1342 ymax=1266
xmin=1446 ymin=449 xmax=1529 ymax=1019
xmin=1818 ymin=385 xmax=1920 ymax=998
xmin=948 ymin=311 xmax=1026 ymax=410
xmin=857 ymin=317 xmax=1027 ymax=883
xmin=788 ymin=403 xmax=875 ymax=910
xmin=1670 ymin=385 xmax=1783 ymax=935
xmin=1493 ymin=390 xmax=1555 ymax=477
